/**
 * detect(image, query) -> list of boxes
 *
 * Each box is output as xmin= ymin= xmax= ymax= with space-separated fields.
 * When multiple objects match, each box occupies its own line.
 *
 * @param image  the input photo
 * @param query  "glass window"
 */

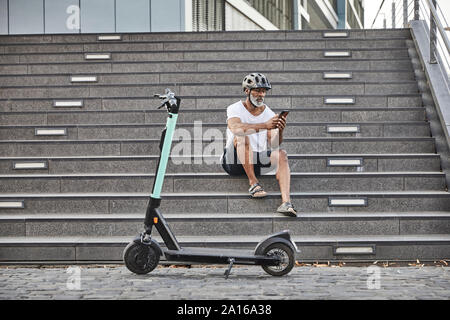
xmin=193 ymin=0 xmax=224 ymax=31
xmin=9 ymin=0 xmax=44 ymax=34
xmin=80 ymin=0 xmax=115 ymax=33
xmin=45 ymin=0 xmax=80 ymax=34
xmin=246 ymin=0 xmax=293 ymax=30
xmin=151 ymin=0 xmax=182 ymax=32
xmin=306 ymin=0 xmax=333 ymax=29
xmin=0 ymin=0 xmax=8 ymax=34
xmin=116 ymin=0 xmax=150 ymax=32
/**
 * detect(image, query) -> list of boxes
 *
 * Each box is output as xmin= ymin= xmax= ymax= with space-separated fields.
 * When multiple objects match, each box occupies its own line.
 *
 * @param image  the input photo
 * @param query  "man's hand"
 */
xmin=265 ymin=115 xmax=279 ymax=130
xmin=277 ymin=114 xmax=287 ymax=131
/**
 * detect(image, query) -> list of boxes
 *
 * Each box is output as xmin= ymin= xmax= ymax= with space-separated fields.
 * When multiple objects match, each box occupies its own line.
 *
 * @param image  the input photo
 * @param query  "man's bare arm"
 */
xmin=267 ymin=115 xmax=286 ymax=147
xmin=227 ymin=117 xmax=277 ymax=136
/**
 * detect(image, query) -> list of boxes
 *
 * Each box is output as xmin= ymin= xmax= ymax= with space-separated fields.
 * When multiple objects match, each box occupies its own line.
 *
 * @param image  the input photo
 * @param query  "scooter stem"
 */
xmin=151 ymin=112 xmax=178 ymax=199
xmin=143 ymin=90 xmax=180 ymax=241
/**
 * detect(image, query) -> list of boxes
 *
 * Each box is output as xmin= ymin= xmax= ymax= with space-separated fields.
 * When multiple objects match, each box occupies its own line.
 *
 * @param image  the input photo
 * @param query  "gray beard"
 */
xmin=250 ymin=95 xmax=264 ymax=107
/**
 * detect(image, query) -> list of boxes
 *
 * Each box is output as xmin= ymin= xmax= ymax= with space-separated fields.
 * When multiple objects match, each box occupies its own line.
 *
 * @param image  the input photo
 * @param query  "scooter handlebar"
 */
xmin=154 ymin=88 xmax=180 ymax=113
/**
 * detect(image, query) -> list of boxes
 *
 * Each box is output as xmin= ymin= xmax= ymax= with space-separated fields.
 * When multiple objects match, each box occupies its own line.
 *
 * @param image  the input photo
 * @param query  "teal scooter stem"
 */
xmin=143 ymin=89 xmax=181 ymax=250
xmin=151 ymin=112 xmax=178 ymax=199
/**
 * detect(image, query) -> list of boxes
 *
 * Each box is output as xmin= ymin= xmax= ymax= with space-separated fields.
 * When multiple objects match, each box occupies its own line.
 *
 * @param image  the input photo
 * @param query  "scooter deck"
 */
xmin=164 ymin=247 xmax=279 ymax=266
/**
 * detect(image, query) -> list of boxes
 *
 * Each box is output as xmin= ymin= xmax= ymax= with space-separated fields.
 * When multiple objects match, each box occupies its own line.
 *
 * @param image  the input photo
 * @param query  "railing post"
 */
xmin=430 ymin=0 xmax=437 ymax=64
xmin=414 ymin=0 xmax=420 ymax=20
xmin=403 ymin=0 xmax=408 ymax=27
xmin=392 ymin=2 xmax=396 ymax=28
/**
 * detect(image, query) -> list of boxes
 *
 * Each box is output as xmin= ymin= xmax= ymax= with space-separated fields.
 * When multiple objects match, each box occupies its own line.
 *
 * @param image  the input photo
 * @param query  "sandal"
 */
xmin=277 ymin=202 xmax=297 ymax=217
xmin=249 ymin=183 xmax=267 ymax=198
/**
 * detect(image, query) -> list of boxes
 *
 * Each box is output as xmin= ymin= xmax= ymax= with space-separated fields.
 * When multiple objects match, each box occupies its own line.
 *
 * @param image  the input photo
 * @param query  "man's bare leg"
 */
xmin=270 ymin=149 xmax=291 ymax=203
xmin=234 ymin=136 xmax=267 ymax=197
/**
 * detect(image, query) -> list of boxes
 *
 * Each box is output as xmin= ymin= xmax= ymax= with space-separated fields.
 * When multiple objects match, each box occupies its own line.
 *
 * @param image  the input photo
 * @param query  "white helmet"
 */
xmin=242 ymin=73 xmax=272 ymax=92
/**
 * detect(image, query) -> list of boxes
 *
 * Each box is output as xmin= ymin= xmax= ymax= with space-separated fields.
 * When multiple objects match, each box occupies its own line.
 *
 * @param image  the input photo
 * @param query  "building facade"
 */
xmin=0 ymin=0 xmax=364 ymax=35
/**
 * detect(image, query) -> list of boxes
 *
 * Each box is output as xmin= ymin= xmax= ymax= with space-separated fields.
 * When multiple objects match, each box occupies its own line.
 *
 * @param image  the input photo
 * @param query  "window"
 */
xmin=246 ymin=0 xmax=294 ymax=30
xmin=193 ymin=0 xmax=224 ymax=31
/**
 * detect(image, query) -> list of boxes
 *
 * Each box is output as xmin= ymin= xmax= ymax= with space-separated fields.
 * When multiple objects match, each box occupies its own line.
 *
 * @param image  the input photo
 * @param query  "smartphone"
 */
xmin=277 ymin=110 xmax=289 ymax=129
xmin=279 ymin=110 xmax=289 ymax=119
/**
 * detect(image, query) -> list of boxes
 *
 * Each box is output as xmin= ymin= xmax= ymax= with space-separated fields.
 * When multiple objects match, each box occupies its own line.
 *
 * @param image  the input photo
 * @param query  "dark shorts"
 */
xmin=221 ymin=146 xmax=272 ymax=176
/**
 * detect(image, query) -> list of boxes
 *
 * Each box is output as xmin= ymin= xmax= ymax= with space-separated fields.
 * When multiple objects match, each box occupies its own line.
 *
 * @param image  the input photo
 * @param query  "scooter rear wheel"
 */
xmin=123 ymin=241 xmax=160 ymax=275
xmin=261 ymin=242 xmax=295 ymax=276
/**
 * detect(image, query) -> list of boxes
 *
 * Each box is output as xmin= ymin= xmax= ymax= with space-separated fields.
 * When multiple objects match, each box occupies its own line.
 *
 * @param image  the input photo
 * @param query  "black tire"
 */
xmin=261 ymin=242 xmax=295 ymax=276
xmin=123 ymin=241 xmax=160 ymax=275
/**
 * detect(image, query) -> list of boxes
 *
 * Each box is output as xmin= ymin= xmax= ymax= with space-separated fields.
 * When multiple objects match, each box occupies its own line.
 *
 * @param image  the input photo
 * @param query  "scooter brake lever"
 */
xmin=157 ymin=101 xmax=167 ymax=109
xmin=154 ymin=94 xmax=168 ymax=109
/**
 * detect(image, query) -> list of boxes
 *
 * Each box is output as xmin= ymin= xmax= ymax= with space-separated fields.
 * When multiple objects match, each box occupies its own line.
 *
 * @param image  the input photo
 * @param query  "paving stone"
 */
xmin=0 ymin=265 xmax=448 ymax=300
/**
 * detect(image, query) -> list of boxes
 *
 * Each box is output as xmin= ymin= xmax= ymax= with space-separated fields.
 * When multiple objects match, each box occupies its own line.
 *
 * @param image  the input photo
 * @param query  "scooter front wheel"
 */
xmin=123 ymin=241 xmax=160 ymax=275
xmin=261 ymin=242 xmax=295 ymax=276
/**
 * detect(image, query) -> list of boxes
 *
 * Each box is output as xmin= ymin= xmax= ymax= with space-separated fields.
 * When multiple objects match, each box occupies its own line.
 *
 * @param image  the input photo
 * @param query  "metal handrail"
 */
xmin=423 ymin=0 xmax=450 ymax=60
xmin=371 ymin=0 xmax=387 ymax=28
xmin=370 ymin=0 xmax=449 ymax=71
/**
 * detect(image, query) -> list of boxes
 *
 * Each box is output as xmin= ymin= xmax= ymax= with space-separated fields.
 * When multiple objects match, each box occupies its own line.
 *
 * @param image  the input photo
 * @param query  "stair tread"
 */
xmin=0 ymin=137 xmax=435 ymax=142
xmin=0 ymin=121 xmax=430 ymax=127
xmin=1 ymin=191 xmax=449 ymax=197
xmin=1 ymin=234 xmax=449 ymax=244
xmin=0 ymin=80 xmax=420 ymax=85
xmin=0 ymin=46 xmax=411 ymax=53
xmin=0 ymin=153 xmax=440 ymax=160
xmin=2 ymin=211 xmax=450 ymax=220
xmin=0 ymin=171 xmax=445 ymax=178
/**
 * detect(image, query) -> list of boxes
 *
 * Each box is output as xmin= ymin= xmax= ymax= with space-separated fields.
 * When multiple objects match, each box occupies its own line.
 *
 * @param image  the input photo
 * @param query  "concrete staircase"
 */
xmin=0 ymin=29 xmax=449 ymax=263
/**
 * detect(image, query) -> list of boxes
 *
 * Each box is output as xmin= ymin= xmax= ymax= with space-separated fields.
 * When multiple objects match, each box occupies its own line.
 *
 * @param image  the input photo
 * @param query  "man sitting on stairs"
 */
xmin=221 ymin=73 xmax=297 ymax=217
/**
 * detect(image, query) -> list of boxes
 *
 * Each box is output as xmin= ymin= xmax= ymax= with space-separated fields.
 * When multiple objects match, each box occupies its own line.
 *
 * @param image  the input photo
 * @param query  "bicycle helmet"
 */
xmin=242 ymin=73 xmax=272 ymax=92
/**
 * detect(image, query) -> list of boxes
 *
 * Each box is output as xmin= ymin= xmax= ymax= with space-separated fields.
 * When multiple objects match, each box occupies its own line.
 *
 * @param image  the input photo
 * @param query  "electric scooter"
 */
xmin=123 ymin=89 xmax=299 ymax=278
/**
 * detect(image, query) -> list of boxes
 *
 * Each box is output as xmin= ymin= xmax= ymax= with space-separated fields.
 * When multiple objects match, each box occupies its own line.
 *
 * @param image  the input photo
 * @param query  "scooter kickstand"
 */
xmin=224 ymin=258 xmax=235 ymax=280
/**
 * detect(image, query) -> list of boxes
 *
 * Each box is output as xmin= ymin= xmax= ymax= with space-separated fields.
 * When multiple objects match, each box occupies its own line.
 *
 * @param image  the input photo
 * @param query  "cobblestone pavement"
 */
xmin=0 ymin=264 xmax=449 ymax=300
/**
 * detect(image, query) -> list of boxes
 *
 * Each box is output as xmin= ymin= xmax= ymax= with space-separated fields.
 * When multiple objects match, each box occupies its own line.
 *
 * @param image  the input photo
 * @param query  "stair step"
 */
xmin=0 ymin=154 xmax=441 ymax=174
xmin=0 ymin=82 xmax=419 ymax=99
xmin=0 ymin=29 xmax=412 ymax=46
xmin=0 ymin=48 xmax=411 ymax=65
xmin=0 ymin=71 xmax=417 ymax=87
xmin=0 ymin=191 xmax=448 ymax=214
xmin=0 ymin=38 xmax=412 ymax=53
xmin=0 ymin=107 xmax=427 ymax=125
xmin=0 ymin=58 xmax=415 ymax=76
xmin=0 ymin=122 xmax=431 ymax=140
xmin=0 ymin=137 xmax=436 ymax=157
xmin=0 ymin=95 xmax=423 ymax=112
xmin=13 ymin=59 xmax=413 ymax=75
xmin=0 ymin=172 xmax=445 ymax=193
xmin=1 ymin=212 xmax=450 ymax=237
xmin=0 ymin=233 xmax=448 ymax=263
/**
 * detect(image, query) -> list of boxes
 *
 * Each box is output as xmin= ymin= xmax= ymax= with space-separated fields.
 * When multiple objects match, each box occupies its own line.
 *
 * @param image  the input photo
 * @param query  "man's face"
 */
xmin=246 ymin=88 xmax=267 ymax=107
